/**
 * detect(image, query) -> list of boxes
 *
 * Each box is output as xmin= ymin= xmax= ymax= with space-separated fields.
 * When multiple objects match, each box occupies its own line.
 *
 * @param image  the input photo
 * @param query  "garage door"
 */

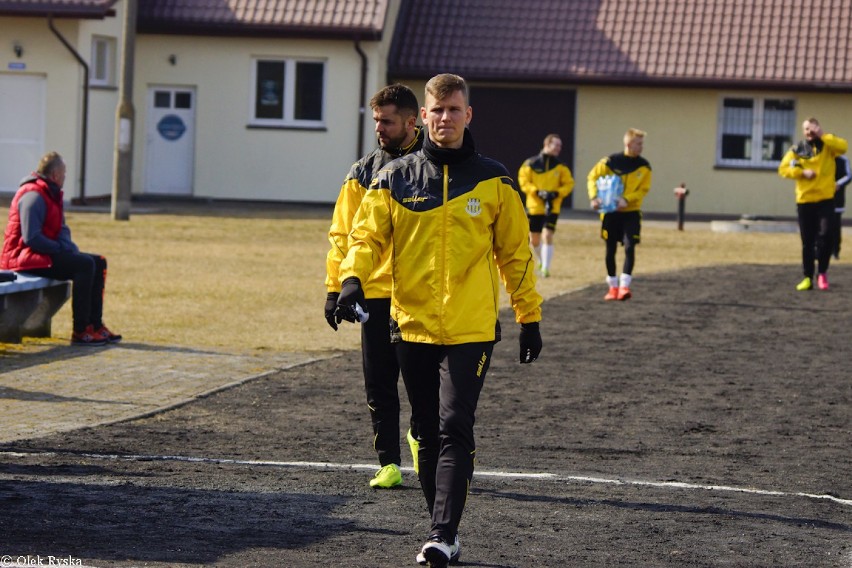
xmin=469 ymin=86 xmax=576 ymax=207
xmin=0 ymin=74 xmax=45 ymax=193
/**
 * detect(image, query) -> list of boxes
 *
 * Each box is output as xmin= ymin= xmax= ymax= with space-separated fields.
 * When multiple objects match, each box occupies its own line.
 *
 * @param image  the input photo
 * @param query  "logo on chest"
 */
xmin=465 ymin=197 xmax=482 ymax=217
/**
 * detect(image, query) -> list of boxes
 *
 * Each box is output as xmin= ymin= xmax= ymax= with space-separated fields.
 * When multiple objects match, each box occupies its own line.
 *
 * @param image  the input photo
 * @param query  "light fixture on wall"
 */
xmin=168 ymin=54 xmax=177 ymax=65
xmin=13 ymin=42 xmax=23 ymax=58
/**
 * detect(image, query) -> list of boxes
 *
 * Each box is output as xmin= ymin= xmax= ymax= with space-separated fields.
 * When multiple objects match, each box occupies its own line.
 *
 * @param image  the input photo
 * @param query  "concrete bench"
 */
xmin=0 ymin=271 xmax=71 ymax=343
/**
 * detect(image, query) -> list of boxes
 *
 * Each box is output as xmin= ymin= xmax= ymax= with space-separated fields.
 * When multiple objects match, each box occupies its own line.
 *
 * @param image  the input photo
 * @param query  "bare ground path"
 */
xmin=0 ymin=263 xmax=849 ymax=567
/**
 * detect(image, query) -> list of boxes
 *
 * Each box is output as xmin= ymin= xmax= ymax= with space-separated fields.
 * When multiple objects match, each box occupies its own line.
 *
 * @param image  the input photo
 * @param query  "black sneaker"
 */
xmin=416 ymin=534 xmax=460 ymax=567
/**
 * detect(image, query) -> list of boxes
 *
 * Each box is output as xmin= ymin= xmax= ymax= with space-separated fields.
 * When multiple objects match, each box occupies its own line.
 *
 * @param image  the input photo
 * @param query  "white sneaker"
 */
xmin=416 ymin=534 xmax=460 ymax=566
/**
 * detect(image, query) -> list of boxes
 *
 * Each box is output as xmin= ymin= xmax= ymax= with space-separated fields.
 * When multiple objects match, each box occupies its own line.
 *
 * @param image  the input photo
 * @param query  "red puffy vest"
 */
xmin=1 ymin=175 xmax=64 ymax=271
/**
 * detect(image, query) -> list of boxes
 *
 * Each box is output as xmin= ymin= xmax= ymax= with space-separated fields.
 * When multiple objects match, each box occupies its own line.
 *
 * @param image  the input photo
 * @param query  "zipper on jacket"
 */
xmin=439 ymin=164 xmax=449 ymax=343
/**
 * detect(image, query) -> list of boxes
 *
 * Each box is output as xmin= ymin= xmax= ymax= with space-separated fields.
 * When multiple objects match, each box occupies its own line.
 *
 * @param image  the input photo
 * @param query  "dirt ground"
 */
xmin=1 ymin=263 xmax=850 ymax=567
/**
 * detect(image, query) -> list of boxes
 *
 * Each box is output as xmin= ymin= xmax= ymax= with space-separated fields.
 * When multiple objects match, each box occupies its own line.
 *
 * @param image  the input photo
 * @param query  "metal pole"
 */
xmin=353 ymin=39 xmax=368 ymax=160
xmin=674 ymin=182 xmax=689 ymax=231
xmin=48 ymin=16 xmax=89 ymax=204
xmin=111 ymin=0 xmax=137 ymax=221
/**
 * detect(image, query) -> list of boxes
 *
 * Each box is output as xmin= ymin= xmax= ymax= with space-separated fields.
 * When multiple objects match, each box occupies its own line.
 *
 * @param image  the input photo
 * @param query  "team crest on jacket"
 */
xmin=466 ymin=197 xmax=482 ymax=216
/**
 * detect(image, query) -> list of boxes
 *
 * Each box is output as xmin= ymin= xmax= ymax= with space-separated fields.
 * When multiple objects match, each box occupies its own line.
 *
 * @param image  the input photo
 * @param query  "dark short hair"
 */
xmin=37 ymin=151 xmax=65 ymax=176
xmin=370 ymin=84 xmax=419 ymax=117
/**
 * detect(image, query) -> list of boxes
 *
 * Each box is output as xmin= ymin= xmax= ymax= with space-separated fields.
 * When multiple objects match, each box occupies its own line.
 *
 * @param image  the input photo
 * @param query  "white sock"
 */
xmin=606 ymin=276 xmax=618 ymax=288
xmin=541 ymin=243 xmax=553 ymax=270
xmin=620 ymin=273 xmax=632 ymax=288
xmin=532 ymin=244 xmax=541 ymax=265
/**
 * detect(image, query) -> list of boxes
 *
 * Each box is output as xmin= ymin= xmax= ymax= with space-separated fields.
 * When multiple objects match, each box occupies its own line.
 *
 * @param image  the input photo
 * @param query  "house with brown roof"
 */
xmin=2 ymin=0 xmax=851 ymax=217
xmin=0 ymin=0 xmax=121 ymax=198
xmin=132 ymin=0 xmax=394 ymax=201
xmin=388 ymin=0 xmax=852 ymax=217
xmin=1 ymin=0 xmax=397 ymax=203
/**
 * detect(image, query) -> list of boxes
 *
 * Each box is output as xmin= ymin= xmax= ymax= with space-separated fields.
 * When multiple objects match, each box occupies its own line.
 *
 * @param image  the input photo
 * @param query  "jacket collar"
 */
xmin=423 ymin=128 xmax=476 ymax=165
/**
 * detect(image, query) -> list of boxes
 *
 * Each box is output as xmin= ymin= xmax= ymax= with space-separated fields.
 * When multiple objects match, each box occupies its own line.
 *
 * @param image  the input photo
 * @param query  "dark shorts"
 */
xmin=529 ymin=213 xmax=559 ymax=233
xmin=601 ymin=211 xmax=642 ymax=246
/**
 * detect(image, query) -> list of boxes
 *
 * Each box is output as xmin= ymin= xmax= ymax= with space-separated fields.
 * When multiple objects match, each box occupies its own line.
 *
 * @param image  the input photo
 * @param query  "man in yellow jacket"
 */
xmin=518 ymin=134 xmax=574 ymax=277
xmin=336 ymin=73 xmax=542 ymax=567
xmin=587 ymin=128 xmax=652 ymax=301
xmin=778 ymin=117 xmax=848 ymax=291
xmin=325 ymin=84 xmax=424 ymax=489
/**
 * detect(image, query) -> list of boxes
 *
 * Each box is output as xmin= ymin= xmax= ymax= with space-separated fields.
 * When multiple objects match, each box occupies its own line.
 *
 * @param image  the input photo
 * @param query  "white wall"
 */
xmin=133 ymin=34 xmax=388 ymax=203
xmin=576 ymin=86 xmax=852 ymax=218
xmin=0 ymin=12 xmax=122 ymax=201
xmin=78 ymin=4 xmax=124 ymax=198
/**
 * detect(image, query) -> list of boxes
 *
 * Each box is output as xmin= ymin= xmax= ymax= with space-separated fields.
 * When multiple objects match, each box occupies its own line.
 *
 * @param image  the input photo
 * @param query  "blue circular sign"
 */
xmin=157 ymin=114 xmax=186 ymax=141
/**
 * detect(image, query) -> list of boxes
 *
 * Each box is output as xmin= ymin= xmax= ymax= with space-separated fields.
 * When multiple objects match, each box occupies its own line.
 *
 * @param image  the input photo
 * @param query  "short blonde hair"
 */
xmin=543 ymin=133 xmax=561 ymax=147
xmin=624 ymin=128 xmax=646 ymax=144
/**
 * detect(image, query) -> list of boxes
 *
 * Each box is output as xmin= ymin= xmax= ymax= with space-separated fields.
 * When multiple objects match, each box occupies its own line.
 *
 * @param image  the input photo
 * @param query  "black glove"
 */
xmin=324 ymin=292 xmax=340 ymax=331
xmin=335 ymin=277 xmax=367 ymax=323
xmin=519 ymin=322 xmax=542 ymax=364
xmin=536 ymin=190 xmax=550 ymax=201
xmin=547 ymin=191 xmax=559 ymax=201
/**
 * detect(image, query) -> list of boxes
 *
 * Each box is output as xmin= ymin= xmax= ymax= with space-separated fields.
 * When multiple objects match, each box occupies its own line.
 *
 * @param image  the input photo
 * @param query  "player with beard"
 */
xmin=335 ymin=73 xmax=542 ymax=567
xmin=325 ymin=84 xmax=424 ymax=488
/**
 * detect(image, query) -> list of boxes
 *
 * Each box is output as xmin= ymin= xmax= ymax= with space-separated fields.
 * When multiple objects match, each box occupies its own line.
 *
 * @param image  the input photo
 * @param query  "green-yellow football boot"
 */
xmin=369 ymin=463 xmax=402 ymax=488
xmin=796 ymin=276 xmax=813 ymax=291
xmin=407 ymin=429 xmax=420 ymax=475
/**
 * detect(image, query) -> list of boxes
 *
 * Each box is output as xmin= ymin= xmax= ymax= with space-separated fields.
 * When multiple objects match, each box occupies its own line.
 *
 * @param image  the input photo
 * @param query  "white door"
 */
xmin=0 ymin=74 xmax=45 ymax=193
xmin=145 ymin=86 xmax=195 ymax=195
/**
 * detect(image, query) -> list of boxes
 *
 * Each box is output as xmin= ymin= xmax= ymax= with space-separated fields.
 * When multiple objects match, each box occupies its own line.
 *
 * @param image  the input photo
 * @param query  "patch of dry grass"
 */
xmin=17 ymin=205 xmax=811 ymax=353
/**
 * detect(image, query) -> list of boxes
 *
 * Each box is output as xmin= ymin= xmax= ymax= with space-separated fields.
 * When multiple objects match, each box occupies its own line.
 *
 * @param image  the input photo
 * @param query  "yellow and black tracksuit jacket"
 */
xmin=778 ymin=134 xmax=848 ymax=204
xmin=326 ymin=127 xmax=424 ymax=298
xmin=587 ymin=152 xmax=652 ymax=213
xmin=517 ymin=153 xmax=574 ymax=215
xmin=339 ymin=130 xmax=542 ymax=345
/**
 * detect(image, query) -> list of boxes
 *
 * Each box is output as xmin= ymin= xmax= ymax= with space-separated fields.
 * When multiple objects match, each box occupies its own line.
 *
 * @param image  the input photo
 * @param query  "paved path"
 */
xmin=0 ymin=341 xmax=332 ymax=443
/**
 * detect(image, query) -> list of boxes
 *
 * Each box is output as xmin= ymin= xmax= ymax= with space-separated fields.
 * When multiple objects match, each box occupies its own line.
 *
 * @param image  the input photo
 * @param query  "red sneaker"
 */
xmin=94 ymin=324 xmax=122 ymax=343
xmin=604 ymin=286 xmax=619 ymax=301
xmin=617 ymin=286 xmax=632 ymax=301
xmin=817 ymin=273 xmax=829 ymax=291
xmin=71 ymin=325 xmax=107 ymax=346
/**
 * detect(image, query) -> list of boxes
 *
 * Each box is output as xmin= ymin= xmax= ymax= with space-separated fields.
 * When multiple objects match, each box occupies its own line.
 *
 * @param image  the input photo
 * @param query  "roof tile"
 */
xmin=389 ymin=0 xmax=852 ymax=89
xmin=0 ymin=0 xmax=117 ymax=17
xmin=138 ymin=0 xmax=389 ymax=39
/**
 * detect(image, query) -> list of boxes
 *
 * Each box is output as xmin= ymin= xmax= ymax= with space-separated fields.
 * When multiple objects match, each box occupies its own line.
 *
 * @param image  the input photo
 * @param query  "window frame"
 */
xmin=249 ymin=56 xmax=326 ymax=129
xmin=715 ymin=94 xmax=797 ymax=170
xmin=90 ymin=35 xmax=116 ymax=87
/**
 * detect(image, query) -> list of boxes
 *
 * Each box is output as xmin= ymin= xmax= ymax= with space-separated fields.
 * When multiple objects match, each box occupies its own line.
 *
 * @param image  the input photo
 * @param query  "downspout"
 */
xmin=354 ymin=39 xmax=368 ymax=159
xmin=48 ymin=15 xmax=89 ymax=204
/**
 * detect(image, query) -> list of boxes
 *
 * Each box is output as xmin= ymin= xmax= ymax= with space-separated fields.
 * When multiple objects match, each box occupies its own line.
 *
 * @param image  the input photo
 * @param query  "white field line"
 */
xmin=3 ymin=450 xmax=851 ymax=508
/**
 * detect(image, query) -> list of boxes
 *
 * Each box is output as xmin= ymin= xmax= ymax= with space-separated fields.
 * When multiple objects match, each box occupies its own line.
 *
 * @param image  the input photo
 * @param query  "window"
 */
xmin=250 ymin=58 xmax=325 ymax=127
xmin=154 ymin=90 xmax=193 ymax=110
xmin=90 ymin=36 xmax=116 ymax=87
xmin=717 ymin=96 xmax=795 ymax=168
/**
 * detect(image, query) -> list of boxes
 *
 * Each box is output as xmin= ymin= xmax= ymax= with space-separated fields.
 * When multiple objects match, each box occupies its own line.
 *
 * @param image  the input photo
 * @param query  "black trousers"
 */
xmin=397 ymin=340 xmax=493 ymax=542
xmin=362 ymin=298 xmax=402 ymax=467
xmin=797 ymin=200 xmax=834 ymax=278
xmin=24 ymin=252 xmax=106 ymax=333
xmin=830 ymin=211 xmax=843 ymax=258
xmin=602 ymin=211 xmax=641 ymax=276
